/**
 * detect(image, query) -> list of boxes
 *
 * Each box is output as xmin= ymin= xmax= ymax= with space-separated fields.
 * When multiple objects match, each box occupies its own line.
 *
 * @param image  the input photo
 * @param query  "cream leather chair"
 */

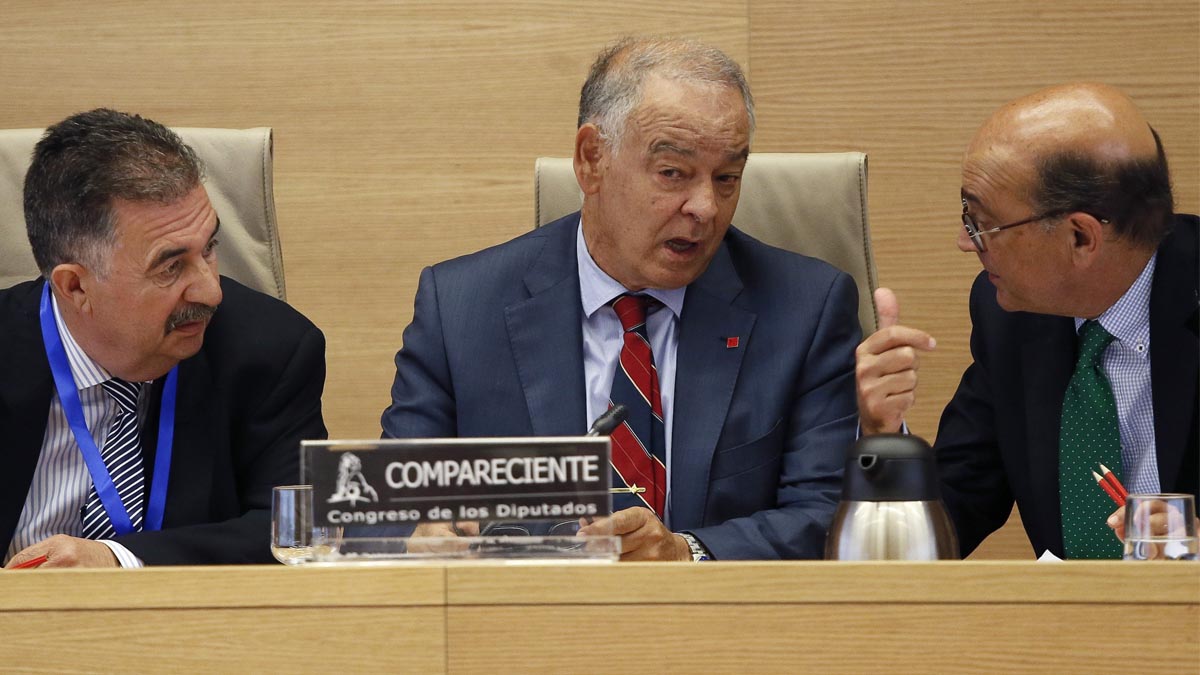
xmin=0 ymin=127 xmax=287 ymax=300
xmin=534 ymin=153 xmax=879 ymax=333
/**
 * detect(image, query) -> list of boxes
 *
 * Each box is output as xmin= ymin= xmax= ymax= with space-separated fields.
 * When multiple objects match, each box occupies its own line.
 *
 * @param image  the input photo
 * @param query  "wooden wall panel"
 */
xmin=750 ymin=0 xmax=1200 ymax=441
xmin=0 ymin=1 xmax=747 ymax=438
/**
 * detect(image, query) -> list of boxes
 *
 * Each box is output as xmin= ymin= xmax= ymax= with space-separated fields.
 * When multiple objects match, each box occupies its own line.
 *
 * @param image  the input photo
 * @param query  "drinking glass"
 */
xmin=271 ymin=485 xmax=340 ymax=565
xmin=1122 ymin=493 xmax=1198 ymax=561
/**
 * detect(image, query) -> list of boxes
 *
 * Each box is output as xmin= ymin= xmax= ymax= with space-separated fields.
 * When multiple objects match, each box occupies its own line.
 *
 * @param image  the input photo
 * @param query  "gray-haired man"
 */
xmin=2 ymin=108 xmax=327 ymax=568
xmin=382 ymin=37 xmax=860 ymax=560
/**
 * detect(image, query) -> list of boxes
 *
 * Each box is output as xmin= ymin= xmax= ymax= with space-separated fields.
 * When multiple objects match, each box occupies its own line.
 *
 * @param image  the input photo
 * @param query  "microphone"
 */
xmin=586 ymin=405 xmax=637 ymax=497
xmin=587 ymin=404 xmax=628 ymax=437
xmin=478 ymin=406 xmax=629 ymax=540
xmin=581 ymin=406 xmax=630 ymax=527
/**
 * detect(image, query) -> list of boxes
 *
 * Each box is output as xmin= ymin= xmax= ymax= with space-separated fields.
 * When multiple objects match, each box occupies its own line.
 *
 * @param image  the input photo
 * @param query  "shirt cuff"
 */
xmin=855 ymin=420 xmax=910 ymax=438
xmin=99 ymin=540 xmax=144 ymax=568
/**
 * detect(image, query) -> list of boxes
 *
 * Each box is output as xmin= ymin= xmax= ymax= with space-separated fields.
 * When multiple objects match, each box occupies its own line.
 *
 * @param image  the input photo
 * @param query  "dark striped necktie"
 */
xmin=81 ymin=378 xmax=146 ymax=540
xmin=607 ymin=294 xmax=667 ymax=517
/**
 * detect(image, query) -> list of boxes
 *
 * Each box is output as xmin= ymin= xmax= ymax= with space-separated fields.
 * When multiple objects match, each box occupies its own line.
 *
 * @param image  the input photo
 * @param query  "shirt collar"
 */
xmin=1074 ymin=253 xmax=1155 ymax=354
xmin=51 ymin=292 xmax=113 ymax=390
xmin=576 ymin=219 xmax=686 ymax=319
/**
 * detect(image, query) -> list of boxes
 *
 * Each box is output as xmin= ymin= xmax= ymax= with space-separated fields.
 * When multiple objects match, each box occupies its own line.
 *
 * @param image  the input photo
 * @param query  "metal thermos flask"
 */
xmin=824 ymin=434 xmax=959 ymax=560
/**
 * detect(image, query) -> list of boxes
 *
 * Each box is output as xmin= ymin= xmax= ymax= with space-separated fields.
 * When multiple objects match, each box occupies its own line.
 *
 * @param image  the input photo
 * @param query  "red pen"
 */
xmin=1099 ymin=463 xmax=1129 ymax=501
xmin=11 ymin=554 xmax=48 ymax=570
xmin=1092 ymin=470 xmax=1125 ymax=507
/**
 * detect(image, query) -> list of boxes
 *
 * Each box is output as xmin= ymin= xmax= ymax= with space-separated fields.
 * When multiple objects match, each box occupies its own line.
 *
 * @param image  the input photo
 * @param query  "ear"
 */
xmin=48 ymin=263 xmax=93 ymax=314
xmin=1066 ymin=212 xmax=1106 ymax=268
xmin=573 ymin=123 xmax=607 ymax=196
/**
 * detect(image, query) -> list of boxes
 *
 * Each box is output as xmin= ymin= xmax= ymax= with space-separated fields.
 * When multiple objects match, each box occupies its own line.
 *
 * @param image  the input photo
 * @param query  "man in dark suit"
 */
xmin=2 ymin=109 xmax=326 ymax=568
xmin=381 ymin=37 xmax=860 ymax=561
xmin=856 ymin=83 xmax=1198 ymax=558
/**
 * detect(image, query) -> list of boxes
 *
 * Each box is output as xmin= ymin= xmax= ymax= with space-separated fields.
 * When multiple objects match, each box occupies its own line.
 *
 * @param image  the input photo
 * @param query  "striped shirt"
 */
xmin=1075 ymin=253 xmax=1159 ymax=495
xmin=3 ymin=294 xmax=143 ymax=568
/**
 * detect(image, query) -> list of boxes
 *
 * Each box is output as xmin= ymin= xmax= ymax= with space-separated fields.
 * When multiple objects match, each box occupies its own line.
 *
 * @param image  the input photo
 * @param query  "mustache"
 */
xmin=164 ymin=303 xmax=218 ymax=335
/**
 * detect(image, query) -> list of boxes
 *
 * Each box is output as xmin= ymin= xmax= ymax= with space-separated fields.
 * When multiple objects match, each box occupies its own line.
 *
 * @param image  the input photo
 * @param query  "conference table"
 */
xmin=2 ymin=561 xmax=1196 ymax=673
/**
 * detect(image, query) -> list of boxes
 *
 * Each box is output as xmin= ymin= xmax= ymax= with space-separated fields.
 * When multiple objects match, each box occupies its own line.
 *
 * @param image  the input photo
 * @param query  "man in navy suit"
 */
xmin=381 ymin=37 xmax=861 ymax=560
xmin=855 ymin=83 xmax=1198 ymax=558
xmin=2 ymin=109 xmax=326 ymax=568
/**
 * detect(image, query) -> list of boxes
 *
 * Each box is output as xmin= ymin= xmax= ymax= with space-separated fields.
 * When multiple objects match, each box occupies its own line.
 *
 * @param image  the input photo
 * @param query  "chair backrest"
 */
xmin=0 ymin=127 xmax=287 ymax=300
xmin=534 ymin=152 xmax=879 ymax=333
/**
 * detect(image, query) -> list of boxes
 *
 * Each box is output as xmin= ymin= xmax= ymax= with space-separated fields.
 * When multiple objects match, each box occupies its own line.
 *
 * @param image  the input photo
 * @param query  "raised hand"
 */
xmin=855 ymin=287 xmax=937 ymax=435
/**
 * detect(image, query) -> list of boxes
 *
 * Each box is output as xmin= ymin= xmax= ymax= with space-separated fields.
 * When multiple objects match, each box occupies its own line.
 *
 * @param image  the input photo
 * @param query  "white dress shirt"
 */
xmin=4 ymin=293 xmax=144 ymax=568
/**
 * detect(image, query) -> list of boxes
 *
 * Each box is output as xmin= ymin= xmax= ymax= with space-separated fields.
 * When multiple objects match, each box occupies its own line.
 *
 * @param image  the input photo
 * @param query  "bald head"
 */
xmin=974 ymin=83 xmax=1157 ymax=163
xmin=967 ymin=83 xmax=1173 ymax=248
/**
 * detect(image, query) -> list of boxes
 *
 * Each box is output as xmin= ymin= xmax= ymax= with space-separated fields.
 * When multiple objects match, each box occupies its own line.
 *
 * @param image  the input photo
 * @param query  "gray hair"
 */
xmin=577 ymin=36 xmax=755 ymax=149
xmin=24 ymin=108 xmax=204 ymax=278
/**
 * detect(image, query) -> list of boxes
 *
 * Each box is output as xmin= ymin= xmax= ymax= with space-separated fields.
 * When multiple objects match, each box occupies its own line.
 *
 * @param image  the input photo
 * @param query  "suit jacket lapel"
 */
xmin=140 ymin=349 xmax=218 ymax=525
xmin=670 ymin=241 xmax=755 ymax=526
xmin=1149 ymin=225 xmax=1199 ymax=492
xmin=1020 ymin=316 xmax=1075 ymax=552
xmin=504 ymin=216 xmax=587 ymax=436
xmin=0 ymin=281 xmax=54 ymax=548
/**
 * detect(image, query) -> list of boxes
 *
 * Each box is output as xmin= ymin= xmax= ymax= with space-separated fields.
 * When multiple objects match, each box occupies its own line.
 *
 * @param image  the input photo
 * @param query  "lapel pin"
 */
xmin=725 ymin=337 xmax=740 ymax=349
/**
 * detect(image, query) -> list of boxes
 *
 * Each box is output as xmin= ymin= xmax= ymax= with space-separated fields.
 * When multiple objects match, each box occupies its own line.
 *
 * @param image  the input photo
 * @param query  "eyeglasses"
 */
xmin=960 ymin=199 xmax=1108 ymax=252
xmin=476 ymin=520 xmax=588 ymax=553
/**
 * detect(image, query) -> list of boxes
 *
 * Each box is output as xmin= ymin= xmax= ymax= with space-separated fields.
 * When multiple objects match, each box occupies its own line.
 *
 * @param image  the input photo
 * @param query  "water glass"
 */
xmin=271 ymin=485 xmax=339 ymax=565
xmin=1122 ymin=493 xmax=1198 ymax=561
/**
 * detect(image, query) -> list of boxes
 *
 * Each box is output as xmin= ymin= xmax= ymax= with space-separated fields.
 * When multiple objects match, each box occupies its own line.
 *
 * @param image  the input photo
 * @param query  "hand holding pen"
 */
xmin=1093 ymin=464 xmax=1133 ymax=541
xmin=1092 ymin=463 xmax=1128 ymax=507
xmin=8 ymin=554 xmax=48 ymax=570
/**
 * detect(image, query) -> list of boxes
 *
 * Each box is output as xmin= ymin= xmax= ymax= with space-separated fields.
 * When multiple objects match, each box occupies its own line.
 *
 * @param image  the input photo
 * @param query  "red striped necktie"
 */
xmin=607 ymin=294 xmax=666 ymax=517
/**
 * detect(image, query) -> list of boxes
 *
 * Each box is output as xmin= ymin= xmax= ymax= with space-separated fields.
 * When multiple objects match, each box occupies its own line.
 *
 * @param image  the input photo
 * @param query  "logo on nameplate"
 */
xmin=326 ymin=453 xmax=379 ymax=506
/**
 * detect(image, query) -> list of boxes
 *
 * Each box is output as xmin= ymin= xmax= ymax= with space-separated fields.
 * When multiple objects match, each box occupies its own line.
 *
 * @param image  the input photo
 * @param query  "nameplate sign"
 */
xmin=301 ymin=437 xmax=611 ymax=527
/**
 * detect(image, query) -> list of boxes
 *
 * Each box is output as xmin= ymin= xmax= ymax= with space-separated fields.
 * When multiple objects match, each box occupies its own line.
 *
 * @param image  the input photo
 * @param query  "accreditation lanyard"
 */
xmin=39 ymin=282 xmax=177 ymax=534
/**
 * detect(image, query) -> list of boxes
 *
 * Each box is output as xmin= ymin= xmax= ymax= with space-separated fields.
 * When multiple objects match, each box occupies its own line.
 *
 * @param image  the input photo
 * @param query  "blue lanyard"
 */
xmin=39 ymin=282 xmax=176 ymax=534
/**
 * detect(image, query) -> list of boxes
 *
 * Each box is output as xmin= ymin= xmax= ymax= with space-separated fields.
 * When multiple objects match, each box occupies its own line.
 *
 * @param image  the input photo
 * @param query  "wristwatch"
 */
xmin=680 ymin=532 xmax=711 ymax=562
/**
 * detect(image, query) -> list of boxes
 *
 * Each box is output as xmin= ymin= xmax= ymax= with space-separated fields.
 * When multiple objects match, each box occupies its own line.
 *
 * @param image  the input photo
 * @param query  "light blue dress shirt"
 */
xmin=1074 ymin=253 xmax=1159 ymax=495
xmin=576 ymin=222 xmax=686 ymax=522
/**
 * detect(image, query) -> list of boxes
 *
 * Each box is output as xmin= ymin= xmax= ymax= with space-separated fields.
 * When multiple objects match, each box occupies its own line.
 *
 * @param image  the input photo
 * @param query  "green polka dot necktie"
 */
xmin=1058 ymin=320 xmax=1123 ymax=559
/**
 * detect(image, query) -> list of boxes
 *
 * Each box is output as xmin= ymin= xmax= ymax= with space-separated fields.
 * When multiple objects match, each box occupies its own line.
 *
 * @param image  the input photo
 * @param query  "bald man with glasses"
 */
xmin=855 ymin=83 xmax=1197 ymax=560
